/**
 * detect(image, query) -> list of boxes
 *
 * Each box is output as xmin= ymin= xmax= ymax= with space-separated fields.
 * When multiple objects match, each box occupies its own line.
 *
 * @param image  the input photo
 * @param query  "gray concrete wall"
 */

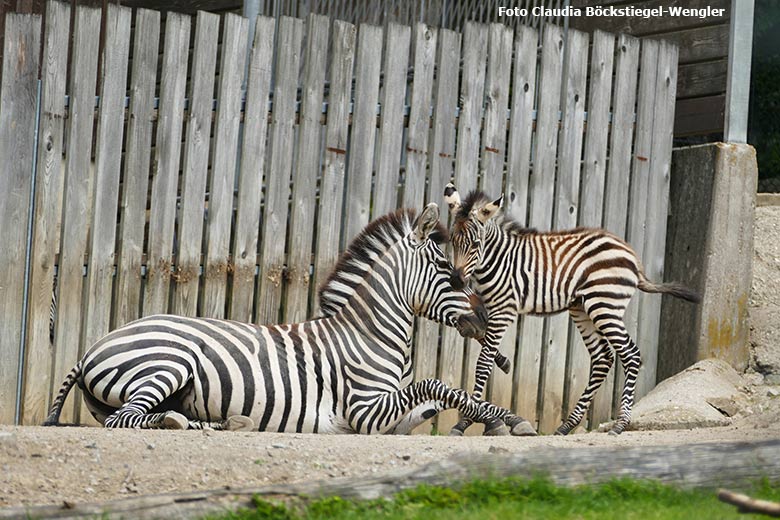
xmin=658 ymin=143 xmax=758 ymax=381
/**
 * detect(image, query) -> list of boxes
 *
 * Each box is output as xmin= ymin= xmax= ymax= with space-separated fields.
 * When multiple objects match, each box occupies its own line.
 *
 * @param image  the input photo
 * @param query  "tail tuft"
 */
xmin=42 ymin=362 xmax=82 ymax=426
xmin=638 ymin=278 xmax=701 ymax=303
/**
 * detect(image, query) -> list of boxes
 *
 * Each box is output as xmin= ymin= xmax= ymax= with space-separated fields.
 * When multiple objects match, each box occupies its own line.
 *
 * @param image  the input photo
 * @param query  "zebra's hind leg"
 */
xmin=103 ymin=379 xmax=192 ymax=429
xmin=185 ymin=416 xmax=255 ymax=431
xmin=609 ymin=333 xmax=640 ymax=435
xmin=555 ymin=307 xmax=615 ymax=436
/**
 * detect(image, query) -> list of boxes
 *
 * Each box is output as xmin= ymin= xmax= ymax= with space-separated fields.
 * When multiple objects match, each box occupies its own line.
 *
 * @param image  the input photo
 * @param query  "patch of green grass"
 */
xmin=208 ymin=477 xmax=780 ymax=520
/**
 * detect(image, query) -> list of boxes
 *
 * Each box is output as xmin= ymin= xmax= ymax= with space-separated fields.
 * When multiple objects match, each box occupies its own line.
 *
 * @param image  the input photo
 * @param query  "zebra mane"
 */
xmin=317 ymin=208 xmax=449 ymax=317
xmin=454 ymin=189 xmax=536 ymax=235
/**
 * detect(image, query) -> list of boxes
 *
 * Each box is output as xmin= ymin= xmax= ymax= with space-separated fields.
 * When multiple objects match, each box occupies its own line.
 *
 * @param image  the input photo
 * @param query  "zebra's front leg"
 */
xmin=186 ymin=415 xmax=255 ymax=431
xmin=449 ymin=339 xmax=506 ymax=436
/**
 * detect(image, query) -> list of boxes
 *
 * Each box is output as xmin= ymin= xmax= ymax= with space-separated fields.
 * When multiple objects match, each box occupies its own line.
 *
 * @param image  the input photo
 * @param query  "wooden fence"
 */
xmin=0 ymin=1 xmax=678 ymax=434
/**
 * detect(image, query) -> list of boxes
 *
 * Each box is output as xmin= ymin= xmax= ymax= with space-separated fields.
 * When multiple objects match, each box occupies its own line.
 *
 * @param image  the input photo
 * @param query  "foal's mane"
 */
xmin=454 ymin=190 xmax=536 ymax=236
xmin=317 ymin=208 xmax=448 ymax=317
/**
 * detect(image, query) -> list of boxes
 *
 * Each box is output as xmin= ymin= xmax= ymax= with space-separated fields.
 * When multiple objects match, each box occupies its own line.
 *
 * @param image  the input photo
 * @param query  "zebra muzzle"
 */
xmin=455 ymin=294 xmax=488 ymax=340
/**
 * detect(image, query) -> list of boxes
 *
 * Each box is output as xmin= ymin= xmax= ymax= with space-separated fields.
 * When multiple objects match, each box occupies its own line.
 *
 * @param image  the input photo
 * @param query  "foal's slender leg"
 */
xmin=555 ymin=307 xmax=615 ymax=435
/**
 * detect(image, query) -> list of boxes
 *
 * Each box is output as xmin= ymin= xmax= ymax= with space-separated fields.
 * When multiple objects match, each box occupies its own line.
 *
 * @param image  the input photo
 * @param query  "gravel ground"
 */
xmin=1 ymin=206 xmax=779 ymax=512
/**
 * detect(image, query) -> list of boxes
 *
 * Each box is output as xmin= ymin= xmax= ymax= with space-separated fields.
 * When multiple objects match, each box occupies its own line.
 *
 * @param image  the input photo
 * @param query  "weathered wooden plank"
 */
xmin=171 ymin=11 xmax=219 ymax=318
xmin=256 ymin=16 xmax=304 ymax=324
xmin=310 ymin=20 xmax=355 ymax=314
xmin=452 ymin=21 xmax=488 ymax=436
xmin=20 ymin=0 xmax=70 ymax=426
xmin=653 ymin=23 xmax=728 ymax=64
xmin=0 ymin=13 xmax=41 ymax=425
xmin=590 ymin=33 xmax=640 ymax=428
xmin=516 ymin=23 xmax=564 ymax=428
xmin=142 ymin=12 xmax=190 ymax=316
xmin=201 ymin=13 xmax=248 ymax=319
xmin=504 ymin=24 xmax=537 ymax=225
xmin=229 ymin=16 xmax=275 ymax=324
xmin=342 ymin=23 xmax=382 ymax=247
xmin=372 ymin=22 xmax=410 ymax=217
xmin=479 ymin=22 xmax=514 ymax=411
xmin=51 ymin=5 xmax=100 ymax=424
xmin=284 ymin=14 xmax=329 ymax=325
xmin=82 ymin=5 xmax=131 ymax=385
xmin=537 ymin=27 xmax=589 ymax=435
xmin=674 ymin=94 xmax=725 ymax=136
xmin=114 ymin=8 xmax=160 ymax=327
xmin=569 ymin=0 xmax=730 ymax=37
xmin=402 ymin=23 xmax=435 ymax=210
xmin=676 ymin=59 xmax=727 ymax=99
xmin=405 ymin=23 xmax=437 ymax=435
xmin=636 ymin=40 xmax=678 ymax=400
xmin=562 ymin=29 xmax=613 ymax=432
xmin=427 ymin=27 xmax=461 ymax=435
xmin=621 ymin=39 xmax=659 ymax=417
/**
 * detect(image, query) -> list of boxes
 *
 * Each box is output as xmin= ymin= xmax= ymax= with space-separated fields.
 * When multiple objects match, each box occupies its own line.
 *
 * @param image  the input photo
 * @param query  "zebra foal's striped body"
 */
xmin=44 ymin=205 xmax=535 ymax=435
xmin=444 ymin=186 xmax=700 ymax=435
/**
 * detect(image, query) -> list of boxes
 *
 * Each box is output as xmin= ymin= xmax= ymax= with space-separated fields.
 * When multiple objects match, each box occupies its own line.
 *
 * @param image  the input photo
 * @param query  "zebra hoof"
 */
xmin=496 ymin=358 xmax=511 ymax=374
xmin=162 ymin=412 xmax=188 ymax=430
xmin=484 ymin=423 xmax=510 ymax=436
xmin=226 ymin=415 xmax=255 ymax=431
xmin=448 ymin=428 xmax=465 ymax=437
xmin=510 ymin=420 xmax=538 ymax=437
xmin=608 ymin=427 xmax=624 ymax=436
xmin=554 ymin=425 xmax=570 ymax=436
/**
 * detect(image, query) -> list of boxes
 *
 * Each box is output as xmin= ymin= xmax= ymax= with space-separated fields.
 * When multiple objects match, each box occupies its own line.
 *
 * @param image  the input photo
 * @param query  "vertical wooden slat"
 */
xmin=505 ymin=25 xmax=538 ymax=423
xmin=285 ymin=14 xmax=329 ymax=324
xmin=402 ymin=23 xmax=435 ymax=210
xmin=428 ymin=27 xmax=461 ymax=434
xmin=515 ymin=23 xmax=564 ymax=428
xmin=590 ymin=33 xmax=639 ymax=427
xmin=563 ymin=29 xmax=614 ymax=430
xmin=81 ymin=3 xmax=131 ymax=424
xmin=0 ymin=13 xmax=41 ymax=424
xmin=114 ymin=8 xmax=159 ymax=328
xmin=172 ymin=11 xmax=219 ymax=318
xmin=342 ymin=23 xmax=382 ymax=246
xmin=405 ymin=23 xmax=437 ymax=435
xmin=505 ymin=24 xmax=537 ymax=222
xmin=372 ymin=22 xmax=410 ymax=217
xmin=142 ymin=12 xmax=190 ymax=316
xmin=621 ymin=39 xmax=659 ymax=416
xmin=51 ymin=5 xmax=100 ymax=424
xmin=636 ymin=40 xmax=678 ymax=400
xmin=256 ymin=16 xmax=304 ymax=324
xmin=310 ymin=20 xmax=355 ymax=313
xmin=230 ymin=16 xmax=275 ymax=324
xmin=480 ymin=22 xmax=513 ymax=411
xmin=21 ymin=0 xmax=69 ymax=426
xmin=450 ymin=21 xmax=488 ymax=435
xmin=202 ymin=13 xmax=248 ymax=319
xmin=538 ymin=27 xmax=589 ymax=435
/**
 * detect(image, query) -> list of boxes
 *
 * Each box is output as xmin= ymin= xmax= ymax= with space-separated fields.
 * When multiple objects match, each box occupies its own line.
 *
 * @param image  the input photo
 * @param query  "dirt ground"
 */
xmin=1 ymin=206 xmax=779 ymax=512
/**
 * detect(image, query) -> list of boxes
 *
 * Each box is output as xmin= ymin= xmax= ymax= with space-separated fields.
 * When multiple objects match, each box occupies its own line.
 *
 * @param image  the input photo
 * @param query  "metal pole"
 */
xmin=724 ymin=0 xmax=755 ymax=143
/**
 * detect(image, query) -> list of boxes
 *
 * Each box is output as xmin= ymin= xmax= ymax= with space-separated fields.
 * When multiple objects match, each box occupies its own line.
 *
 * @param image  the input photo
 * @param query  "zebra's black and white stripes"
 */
xmin=444 ymin=185 xmax=700 ymax=435
xmin=43 ymin=204 xmax=535 ymax=435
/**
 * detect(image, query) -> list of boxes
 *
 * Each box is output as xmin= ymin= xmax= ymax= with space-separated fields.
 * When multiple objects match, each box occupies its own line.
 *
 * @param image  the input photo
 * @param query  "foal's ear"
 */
xmin=475 ymin=195 xmax=503 ymax=224
xmin=443 ymin=183 xmax=461 ymax=216
xmin=414 ymin=203 xmax=440 ymax=242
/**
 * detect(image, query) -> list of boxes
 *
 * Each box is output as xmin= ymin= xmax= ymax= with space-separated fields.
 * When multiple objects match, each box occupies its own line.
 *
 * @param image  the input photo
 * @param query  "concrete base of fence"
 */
xmin=658 ymin=142 xmax=758 ymax=381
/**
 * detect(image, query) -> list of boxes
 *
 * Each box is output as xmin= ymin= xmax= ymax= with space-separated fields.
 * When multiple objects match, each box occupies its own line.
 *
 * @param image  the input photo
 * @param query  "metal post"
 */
xmin=724 ymin=0 xmax=755 ymax=143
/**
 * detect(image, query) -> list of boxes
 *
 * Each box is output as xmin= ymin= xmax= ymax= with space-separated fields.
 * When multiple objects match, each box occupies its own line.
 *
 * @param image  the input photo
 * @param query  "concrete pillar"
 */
xmin=658 ymin=143 xmax=758 ymax=381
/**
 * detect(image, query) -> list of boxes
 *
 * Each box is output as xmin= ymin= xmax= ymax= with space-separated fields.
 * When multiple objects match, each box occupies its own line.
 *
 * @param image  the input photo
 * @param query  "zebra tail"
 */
xmin=42 ymin=361 xmax=83 ymax=426
xmin=637 ymin=274 xmax=701 ymax=304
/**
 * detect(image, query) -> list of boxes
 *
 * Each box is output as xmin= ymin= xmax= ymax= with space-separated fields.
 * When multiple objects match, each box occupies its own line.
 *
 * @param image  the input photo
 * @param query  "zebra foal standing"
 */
xmin=443 ymin=185 xmax=700 ymax=436
xmin=44 ymin=204 xmax=534 ymax=435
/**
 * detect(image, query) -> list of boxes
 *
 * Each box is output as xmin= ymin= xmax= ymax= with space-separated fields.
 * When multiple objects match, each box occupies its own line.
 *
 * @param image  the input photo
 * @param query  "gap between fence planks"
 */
xmin=3 ymin=440 xmax=778 ymax=519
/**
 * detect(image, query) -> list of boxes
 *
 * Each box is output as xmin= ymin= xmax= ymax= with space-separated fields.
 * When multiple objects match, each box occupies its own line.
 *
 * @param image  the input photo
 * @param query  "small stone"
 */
xmin=85 ymin=487 xmax=95 ymax=494
xmin=271 ymin=443 xmax=286 ymax=449
xmin=146 ymin=443 xmax=155 ymax=450
xmin=767 ymin=388 xmax=780 ymax=398
xmin=85 ymin=442 xmax=97 ymax=449
xmin=764 ymin=374 xmax=780 ymax=385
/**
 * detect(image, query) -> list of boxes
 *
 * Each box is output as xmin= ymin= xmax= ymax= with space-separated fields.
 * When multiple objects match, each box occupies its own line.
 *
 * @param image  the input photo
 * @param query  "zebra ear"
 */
xmin=414 ymin=203 xmax=440 ymax=242
xmin=476 ymin=195 xmax=503 ymax=224
xmin=443 ymin=183 xmax=461 ymax=216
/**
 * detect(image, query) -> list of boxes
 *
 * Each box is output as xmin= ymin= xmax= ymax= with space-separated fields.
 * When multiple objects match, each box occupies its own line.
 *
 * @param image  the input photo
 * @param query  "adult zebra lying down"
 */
xmin=44 ymin=204 xmax=534 ymax=435
xmin=443 ymin=185 xmax=701 ymax=436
